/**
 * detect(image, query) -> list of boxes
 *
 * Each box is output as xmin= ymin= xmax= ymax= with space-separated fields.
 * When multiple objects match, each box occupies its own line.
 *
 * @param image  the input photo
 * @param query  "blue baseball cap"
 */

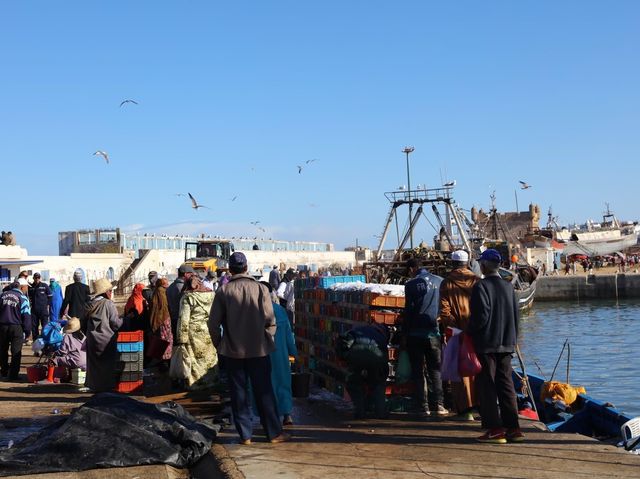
xmin=479 ymin=248 xmax=501 ymax=263
xmin=229 ymin=251 xmax=248 ymax=268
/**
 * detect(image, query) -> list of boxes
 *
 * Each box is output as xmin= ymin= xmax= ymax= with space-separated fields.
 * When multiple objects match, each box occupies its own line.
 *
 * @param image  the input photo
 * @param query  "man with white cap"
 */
xmin=85 ymin=278 xmax=122 ymax=392
xmin=0 ymin=278 xmax=32 ymax=380
xmin=60 ymin=270 xmax=91 ymax=322
xmin=439 ymin=250 xmax=479 ymax=421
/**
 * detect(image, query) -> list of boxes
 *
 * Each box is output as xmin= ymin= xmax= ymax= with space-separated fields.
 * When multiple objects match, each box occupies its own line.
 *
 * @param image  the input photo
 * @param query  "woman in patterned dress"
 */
xmin=177 ymin=276 xmax=218 ymax=389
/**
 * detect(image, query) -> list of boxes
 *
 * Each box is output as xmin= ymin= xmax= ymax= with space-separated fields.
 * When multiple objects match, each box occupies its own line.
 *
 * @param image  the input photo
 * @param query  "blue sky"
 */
xmin=2 ymin=1 xmax=638 ymax=255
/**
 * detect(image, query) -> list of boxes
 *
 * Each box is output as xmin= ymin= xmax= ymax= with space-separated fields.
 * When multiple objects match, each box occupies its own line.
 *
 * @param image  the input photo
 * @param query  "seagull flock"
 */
xmin=94 ymin=99 xmax=321 ymax=227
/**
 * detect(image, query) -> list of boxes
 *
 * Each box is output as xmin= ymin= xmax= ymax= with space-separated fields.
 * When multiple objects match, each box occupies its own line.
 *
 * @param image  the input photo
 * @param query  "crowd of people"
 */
xmin=338 ymin=249 xmax=523 ymax=444
xmin=0 ymin=255 xmax=298 ymax=445
xmin=1 ymin=249 xmax=523 ymax=445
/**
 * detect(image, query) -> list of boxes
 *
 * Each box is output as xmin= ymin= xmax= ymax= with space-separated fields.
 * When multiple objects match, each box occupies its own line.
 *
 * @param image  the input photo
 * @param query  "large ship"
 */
xmin=556 ymin=205 xmax=639 ymax=257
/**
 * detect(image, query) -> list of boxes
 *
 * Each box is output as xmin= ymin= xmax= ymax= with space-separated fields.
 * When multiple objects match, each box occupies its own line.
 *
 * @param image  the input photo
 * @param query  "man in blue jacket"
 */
xmin=29 ymin=272 xmax=52 ymax=340
xmin=468 ymin=249 xmax=522 ymax=443
xmin=403 ymin=258 xmax=448 ymax=416
xmin=0 ymin=278 xmax=32 ymax=380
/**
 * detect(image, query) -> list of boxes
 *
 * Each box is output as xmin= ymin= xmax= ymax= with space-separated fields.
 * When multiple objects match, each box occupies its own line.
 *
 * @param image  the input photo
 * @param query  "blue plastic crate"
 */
xmin=117 ymin=341 xmax=143 ymax=353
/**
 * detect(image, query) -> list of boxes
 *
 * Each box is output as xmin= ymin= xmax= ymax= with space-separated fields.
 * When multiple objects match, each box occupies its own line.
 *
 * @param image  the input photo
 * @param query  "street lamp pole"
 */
xmin=402 ymin=146 xmax=415 ymax=249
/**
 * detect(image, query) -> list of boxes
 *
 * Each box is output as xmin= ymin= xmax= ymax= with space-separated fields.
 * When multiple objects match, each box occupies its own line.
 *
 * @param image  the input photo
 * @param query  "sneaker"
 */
xmin=506 ymin=428 xmax=525 ymax=443
xmin=454 ymin=411 xmax=475 ymax=421
xmin=25 ymin=339 xmax=33 ymax=346
xmin=283 ymin=415 xmax=294 ymax=426
xmin=434 ymin=405 xmax=449 ymax=416
xmin=239 ymin=438 xmax=252 ymax=446
xmin=269 ymin=433 xmax=291 ymax=444
xmin=477 ymin=428 xmax=507 ymax=444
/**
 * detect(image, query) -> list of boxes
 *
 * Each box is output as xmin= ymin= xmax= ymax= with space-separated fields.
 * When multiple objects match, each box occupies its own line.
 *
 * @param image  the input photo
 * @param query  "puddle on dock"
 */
xmin=0 ymin=416 xmax=61 ymax=449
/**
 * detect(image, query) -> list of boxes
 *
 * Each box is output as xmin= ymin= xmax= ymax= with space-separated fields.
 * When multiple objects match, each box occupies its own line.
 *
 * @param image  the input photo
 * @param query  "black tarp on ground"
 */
xmin=0 ymin=392 xmax=219 ymax=476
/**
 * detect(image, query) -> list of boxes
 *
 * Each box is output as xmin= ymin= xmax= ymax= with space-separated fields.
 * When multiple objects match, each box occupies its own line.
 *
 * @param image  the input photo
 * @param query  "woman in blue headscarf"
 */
xmin=49 ymin=278 xmax=64 ymax=322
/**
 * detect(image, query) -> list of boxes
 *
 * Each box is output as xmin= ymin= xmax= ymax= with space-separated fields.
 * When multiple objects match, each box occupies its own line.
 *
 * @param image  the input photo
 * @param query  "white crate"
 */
xmin=70 ymin=369 xmax=86 ymax=385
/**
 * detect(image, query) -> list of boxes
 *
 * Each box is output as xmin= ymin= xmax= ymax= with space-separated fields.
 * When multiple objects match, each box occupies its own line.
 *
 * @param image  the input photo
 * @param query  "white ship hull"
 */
xmin=561 ymin=232 xmax=638 ymax=256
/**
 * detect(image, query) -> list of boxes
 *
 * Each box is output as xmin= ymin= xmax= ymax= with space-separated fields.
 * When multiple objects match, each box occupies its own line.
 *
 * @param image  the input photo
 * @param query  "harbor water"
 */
xmin=518 ymin=299 xmax=640 ymax=418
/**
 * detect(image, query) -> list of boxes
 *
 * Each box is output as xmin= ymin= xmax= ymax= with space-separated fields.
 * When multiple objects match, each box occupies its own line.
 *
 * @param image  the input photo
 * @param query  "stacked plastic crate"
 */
xmin=115 ymin=331 xmax=144 ymax=394
xmin=294 ymin=276 xmax=411 ymax=407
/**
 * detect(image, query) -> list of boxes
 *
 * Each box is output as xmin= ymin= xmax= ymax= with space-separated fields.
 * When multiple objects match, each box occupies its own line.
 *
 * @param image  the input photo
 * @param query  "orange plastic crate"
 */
xmin=385 ymin=382 xmax=416 ymax=396
xmin=115 ymin=379 xmax=143 ymax=394
xmin=117 ymin=330 xmax=144 ymax=343
xmin=366 ymin=293 xmax=405 ymax=308
xmin=369 ymin=310 xmax=400 ymax=325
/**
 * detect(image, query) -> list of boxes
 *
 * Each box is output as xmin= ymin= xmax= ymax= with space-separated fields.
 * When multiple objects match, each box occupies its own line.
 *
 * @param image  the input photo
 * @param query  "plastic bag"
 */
xmin=169 ymin=345 xmax=191 ymax=380
xmin=441 ymin=333 xmax=461 ymax=382
xmin=395 ymin=350 xmax=412 ymax=384
xmin=458 ymin=332 xmax=482 ymax=377
xmin=41 ymin=321 xmax=64 ymax=348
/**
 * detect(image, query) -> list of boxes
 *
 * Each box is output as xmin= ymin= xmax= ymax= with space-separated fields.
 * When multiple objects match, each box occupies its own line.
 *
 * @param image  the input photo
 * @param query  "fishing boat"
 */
xmin=556 ymin=205 xmax=639 ymax=257
xmin=365 ymin=186 xmax=537 ymax=310
xmin=500 ymin=267 xmax=536 ymax=310
xmin=513 ymin=371 xmax=638 ymax=448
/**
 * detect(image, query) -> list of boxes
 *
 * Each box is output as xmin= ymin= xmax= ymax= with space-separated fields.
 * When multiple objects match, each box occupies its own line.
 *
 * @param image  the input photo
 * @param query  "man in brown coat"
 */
xmin=439 ymin=250 xmax=479 ymax=420
xmin=209 ymin=252 xmax=289 ymax=444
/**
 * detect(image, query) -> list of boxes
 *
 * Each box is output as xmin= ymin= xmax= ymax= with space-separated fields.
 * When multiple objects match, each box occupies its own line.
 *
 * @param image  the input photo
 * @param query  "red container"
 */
xmin=117 ymin=330 xmax=144 ymax=342
xmin=26 ymin=365 xmax=47 ymax=383
xmin=115 ymin=380 xmax=144 ymax=394
xmin=26 ymin=365 xmax=69 ymax=383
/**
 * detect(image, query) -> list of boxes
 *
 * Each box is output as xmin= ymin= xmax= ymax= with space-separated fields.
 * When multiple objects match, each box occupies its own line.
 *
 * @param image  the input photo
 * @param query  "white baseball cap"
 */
xmin=17 ymin=278 xmax=29 ymax=286
xmin=451 ymin=250 xmax=469 ymax=262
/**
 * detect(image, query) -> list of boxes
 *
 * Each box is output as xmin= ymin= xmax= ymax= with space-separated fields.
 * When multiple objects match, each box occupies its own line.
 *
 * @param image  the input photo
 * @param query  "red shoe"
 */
xmin=506 ymin=428 xmax=525 ymax=443
xmin=476 ymin=428 xmax=507 ymax=444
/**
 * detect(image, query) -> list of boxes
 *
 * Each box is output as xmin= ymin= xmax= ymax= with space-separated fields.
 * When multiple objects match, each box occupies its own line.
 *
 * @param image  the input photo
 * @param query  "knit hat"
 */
xmin=451 ymin=250 xmax=469 ymax=262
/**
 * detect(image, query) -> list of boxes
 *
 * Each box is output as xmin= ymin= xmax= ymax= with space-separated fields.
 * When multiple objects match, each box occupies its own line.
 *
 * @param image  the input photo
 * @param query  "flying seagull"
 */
xmin=443 ymin=180 xmax=456 ymax=187
xmin=305 ymin=159 xmax=318 ymax=164
xmin=188 ymin=193 xmax=210 ymax=210
xmin=230 ymin=195 xmax=238 ymax=202
xmin=258 ymin=227 xmax=266 ymax=233
xmin=250 ymin=220 xmax=260 ymax=225
xmin=175 ymin=193 xmax=187 ymax=197
xmin=120 ymin=99 xmax=139 ymax=107
xmin=93 ymin=151 xmax=109 ymax=164
xmin=519 ymin=180 xmax=532 ymax=190
xmin=297 ymin=165 xmax=303 ymax=174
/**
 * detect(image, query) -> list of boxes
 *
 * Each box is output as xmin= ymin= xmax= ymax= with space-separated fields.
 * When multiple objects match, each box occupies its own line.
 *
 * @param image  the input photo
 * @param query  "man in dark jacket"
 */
xmin=209 ymin=252 xmax=288 ymax=445
xmin=60 ymin=270 xmax=91 ymax=321
xmin=29 ymin=272 xmax=52 ymax=340
xmin=268 ymin=265 xmax=281 ymax=291
xmin=338 ymin=323 xmax=389 ymax=419
xmin=0 ymin=279 xmax=31 ymax=380
xmin=468 ymin=249 xmax=522 ymax=443
xmin=167 ymin=264 xmax=194 ymax=342
xmin=403 ymin=258 xmax=448 ymax=416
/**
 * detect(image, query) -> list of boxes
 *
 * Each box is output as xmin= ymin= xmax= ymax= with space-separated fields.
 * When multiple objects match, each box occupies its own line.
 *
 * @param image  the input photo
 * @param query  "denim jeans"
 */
xmin=407 ymin=335 xmax=444 ymax=411
xmin=225 ymin=355 xmax=282 ymax=441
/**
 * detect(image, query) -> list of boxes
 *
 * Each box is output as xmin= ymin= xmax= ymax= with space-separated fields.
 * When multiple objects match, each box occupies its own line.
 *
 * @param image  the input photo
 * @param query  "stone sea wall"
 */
xmin=536 ymin=274 xmax=640 ymax=301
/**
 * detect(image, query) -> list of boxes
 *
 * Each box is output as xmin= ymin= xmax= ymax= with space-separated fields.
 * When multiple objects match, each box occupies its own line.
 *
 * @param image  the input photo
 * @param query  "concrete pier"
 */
xmin=536 ymin=273 xmax=640 ymax=301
